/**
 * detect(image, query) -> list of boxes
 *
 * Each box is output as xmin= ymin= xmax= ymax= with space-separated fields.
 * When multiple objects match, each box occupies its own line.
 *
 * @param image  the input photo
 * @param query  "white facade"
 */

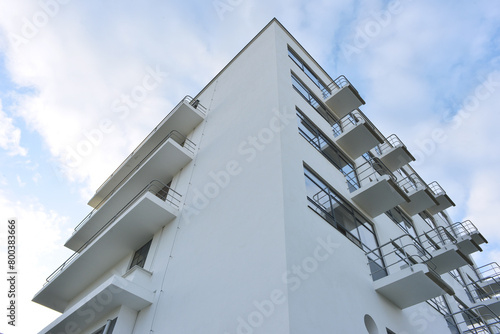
xmin=33 ymin=19 xmax=500 ymax=334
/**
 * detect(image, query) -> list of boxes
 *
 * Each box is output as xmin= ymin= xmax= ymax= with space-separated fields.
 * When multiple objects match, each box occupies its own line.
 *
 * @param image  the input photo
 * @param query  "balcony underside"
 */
xmin=400 ymin=188 xmax=439 ymax=216
xmin=476 ymin=299 xmax=500 ymax=320
xmin=427 ymin=193 xmax=455 ymax=214
xmin=66 ymin=138 xmax=190 ymax=251
xmin=374 ymin=263 xmax=454 ymax=309
xmin=40 ymin=275 xmax=154 ymax=334
xmin=455 ymin=235 xmax=482 ymax=255
xmin=427 ymin=245 xmax=472 ymax=275
xmin=34 ymin=192 xmax=177 ymax=312
xmin=351 ymin=175 xmax=410 ymax=217
xmin=377 ymin=145 xmax=415 ymax=172
xmin=89 ymin=100 xmax=203 ymax=208
xmin=478 ymin=279 xmax=500 ymax=297
xmin=334 ymin=121 xmax=384 ymax=160
xmin=324 ymin=85 xmax=365 ymax=119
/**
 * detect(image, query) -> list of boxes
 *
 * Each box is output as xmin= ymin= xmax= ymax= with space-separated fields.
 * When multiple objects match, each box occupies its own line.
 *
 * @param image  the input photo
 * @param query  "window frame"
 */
xmin=129 ymin=239 xmax=152 ymax=270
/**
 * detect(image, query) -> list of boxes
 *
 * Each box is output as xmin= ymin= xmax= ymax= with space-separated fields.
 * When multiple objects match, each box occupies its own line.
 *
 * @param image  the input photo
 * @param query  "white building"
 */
xmin=33 ymin=18 xmax=500 ymax=334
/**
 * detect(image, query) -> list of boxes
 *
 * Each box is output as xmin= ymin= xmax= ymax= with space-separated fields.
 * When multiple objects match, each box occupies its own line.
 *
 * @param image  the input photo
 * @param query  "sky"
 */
xmin=0 ymin=0 xmax=499 ymax=333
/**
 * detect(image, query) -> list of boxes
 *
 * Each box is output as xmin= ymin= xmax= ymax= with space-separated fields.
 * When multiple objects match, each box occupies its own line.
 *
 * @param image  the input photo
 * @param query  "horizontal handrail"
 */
xmin=450 ymin=305 xmax=500 ymax=333
xmin=80 ymin=129 xmax=193 ymax=230
xmin=466 ymin=275 xmax=500 ymax=302
xmin=376 ymin=134 xmax=405 ymax=156
xmin=428 ymin=181 xmax=446 ymax=197
xmin=46 ymin=180 xmax=180 ymax=284
xmin=418 ymin=225 xmax=457 ymax=253
xmin=326 ymin=75 xmax=357 ymax=94
xmin=88 ymin=128 xmax=196 ymax=210
xmin=450 ymin=220 xmax=480 ymax=239
xmin=354 ymin=156 xmax=397 ymax=189
xmin=183 ymin=95 xmax=207 ymax=115
xmin=365 ymin=234 xmax=438 ymax=279
xmin=93 ymin=94 xmax=203 ymax=196
xmin=476 ymin=263 xmax=500 ymax=281
xmin=332 ymin=109 xmax=364 ymax=137
xmin=397 ymin=172 xmax=428 ymax=195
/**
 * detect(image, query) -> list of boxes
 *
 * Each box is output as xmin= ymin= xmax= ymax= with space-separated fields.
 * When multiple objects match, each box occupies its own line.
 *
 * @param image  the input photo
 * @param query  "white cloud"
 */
xmin=0 ymin=191 xmax=72 ymax=333
xmin=15 ymin=174 xmax=26 ymax=187
xmin=0 ymin=100 xmax=27 ymax=156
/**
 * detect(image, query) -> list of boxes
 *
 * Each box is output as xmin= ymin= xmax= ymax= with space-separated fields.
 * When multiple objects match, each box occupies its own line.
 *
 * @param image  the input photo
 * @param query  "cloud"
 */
xmin=0 ymin=99 xmax=27 ymax=156
xmin=0 ymin=190 xmax=72 ymax=332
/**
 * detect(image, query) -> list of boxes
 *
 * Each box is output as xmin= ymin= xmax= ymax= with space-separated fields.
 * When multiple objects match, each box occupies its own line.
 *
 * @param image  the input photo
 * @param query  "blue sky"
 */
xmin=0 ymin=0 xmax=499 ymax=332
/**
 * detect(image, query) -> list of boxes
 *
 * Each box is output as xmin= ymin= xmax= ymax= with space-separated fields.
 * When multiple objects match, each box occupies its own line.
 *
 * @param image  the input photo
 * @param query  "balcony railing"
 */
xmin=427 ymin=181 xmax=456 ymax=214
xmin=45 ymin=180 xmax=180 ymax=284
xmin=365 ymin=234 xmax=454 ymax=308
xmin=355 ymin=157 xmax=397 ymax=188
xmin=366 ymin=234 xmax=434 ymax=279
xmin=74 ymin=130 xmax=193 ymax=233
xmin=323 ymin=75 xmax=365 ymax=119
xmin=449 ymin=305 xmax=500 ymax=334
xmin=477 ymin=263 xmax=500 ymax=281
xmin=325 ymin=75 xmax=361 ymax=98
xmin=429 ymin=181 xmax=446 ymax=197
xmin=330 ymin=109 xmax=383 ymax=159
xmin=350 ymin=157 xmax=411 ymax=217
xmin=373 ymin=134 xmax=415 ymax=171
xmin=466 ymin=275 xmax=500 ymax=303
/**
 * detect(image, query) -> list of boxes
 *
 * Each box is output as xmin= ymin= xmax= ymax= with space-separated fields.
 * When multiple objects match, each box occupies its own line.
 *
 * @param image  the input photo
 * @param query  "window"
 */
xmin=129 ymin=239 xmax=152 ymax=269
xmin=297 ymin=110 xmax=359 ymax=191
xmin=288 ymin=46 xmax=329 ymax=97
xmin=155 ymin=181 xmax=172 ymax=201
xmin=304 ymin=166 xmax=386 ymax=279
xmin=91 ymin=318 xmax=117 ymax=334
xmin=291 ymin=73 xmax=337 ymax=125
xmin=385 ymin=207 xmax=418 ymax=239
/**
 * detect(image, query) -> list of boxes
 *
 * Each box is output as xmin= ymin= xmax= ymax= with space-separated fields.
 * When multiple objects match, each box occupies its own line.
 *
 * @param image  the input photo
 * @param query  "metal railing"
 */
xmin=332 ymin=109 xmax=365 ymax=137
xmin=94 ymin=94 xmax=203 ymax=196
xmin=325 ymin=75 xmax=359 ymax=96
xmin=429 ymin=181 xmax=446 ymax=197
xmin=450 ymin=220 xmax=482 ymax=239
xmin=76 ymin=130 xmax=194 ymax=232
xmin=375 ymin=134 xmax=405 ymax=156
xmin=45 ymin=180 xmax=180 ymax=284
xmin=365 ymin=234 xmax=439 ymax=280
xmin=418 ymin=225 xmax=458 ymax=253
xmin=397 ymin=172 xmax=428 ymax=195
xmin=184 ymin=95 xmax=207 ymax=115
xmin=466 ymin=275 xmax=500 ymax=302
xmin=450 ymin=305 xmax=500 ymax=334
xmin=353 ymin=157 xmax=397 ymax=193
xmin=477 ymin=263 xmax=500 ymax=281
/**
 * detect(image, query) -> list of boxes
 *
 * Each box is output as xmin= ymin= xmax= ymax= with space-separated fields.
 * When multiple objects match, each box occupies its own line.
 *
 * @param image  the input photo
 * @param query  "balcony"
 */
xmin=427 ymin=181 xmax=455 ymax=214
xmin=67 ymin=130 xmax=194 ymax=251
xmin=38 ymin=270 xmax=154 ymax=334
xmin=351 ymin=159 xmax=410 ymax=217
xmin=373 ymin=134 xmax=415 ymax=171
xmin=332 ymin=109 xmax=384 ymax=160
xmin=33 ymin=181 xmax=179 ymax=312
xmin=366 ymin=235 xmax=454 ymax=309
xmin=323 ymin=75 xmax=365 ymax=119
xmin=398 ymin=173 xmax=439 ymax=216
xmin=475 ymin=263 xmax=500 ymax=296
xmin=88 ymin=96 xmax=206 ymax=209
xmin=466 ymin=274 xmax=500 ymax=319
xmin=418 ymin=226 xmax=472 ymax=274
xmin=451 ymin=221 xmax=488 ymax=255
xmin=450 ymin=305 xmax=500 ymax=334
